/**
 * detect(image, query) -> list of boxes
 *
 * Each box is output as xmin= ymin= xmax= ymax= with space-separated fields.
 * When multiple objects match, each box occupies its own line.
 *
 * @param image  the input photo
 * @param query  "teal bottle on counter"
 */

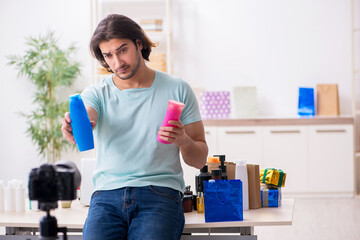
xmin=69 ymin=94 xmax=94 ymax=151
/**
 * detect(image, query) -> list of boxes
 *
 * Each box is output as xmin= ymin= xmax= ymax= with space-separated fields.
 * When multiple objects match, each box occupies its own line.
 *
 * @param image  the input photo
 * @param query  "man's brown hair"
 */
xmin=90 ymin=14 xmax=157 ymax=72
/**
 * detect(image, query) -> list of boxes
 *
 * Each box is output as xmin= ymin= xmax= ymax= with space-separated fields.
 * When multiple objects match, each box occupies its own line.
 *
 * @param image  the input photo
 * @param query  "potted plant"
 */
xmin=7 ymin=32 xmax=81 ymax=164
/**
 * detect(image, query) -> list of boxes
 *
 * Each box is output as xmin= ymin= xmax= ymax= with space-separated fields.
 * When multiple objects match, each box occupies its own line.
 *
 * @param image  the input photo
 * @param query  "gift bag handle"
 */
xmin=215 ymin=181 xmax=232 ymax=204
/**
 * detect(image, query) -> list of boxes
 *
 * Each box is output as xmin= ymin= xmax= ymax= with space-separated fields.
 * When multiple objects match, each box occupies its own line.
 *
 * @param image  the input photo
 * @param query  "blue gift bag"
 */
xmin=298 ymin=87 xmax=315 ymax=117
xmin=204 ymin=180 xmax=243 ymax=222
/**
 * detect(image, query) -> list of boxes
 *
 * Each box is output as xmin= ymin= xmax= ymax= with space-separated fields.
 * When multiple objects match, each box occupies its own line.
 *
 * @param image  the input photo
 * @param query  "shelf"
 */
xmin=144 ymin=31 xmax=167 ymax=37
xmin=98 ymin=1 xmax=168 ymax=26
xmin=92 ymin=0 xmax=173 ymax=77
xmin=100 ymin=0 xmax=166 ymax=4
xmin=97 ymin=66 xmax=111 ymax=75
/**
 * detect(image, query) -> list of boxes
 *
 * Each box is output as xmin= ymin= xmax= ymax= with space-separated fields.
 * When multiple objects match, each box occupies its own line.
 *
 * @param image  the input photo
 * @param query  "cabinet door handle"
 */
xmin=270 ymin=130 xmax=301 ymax=134
xmin=316 ymin=129 xmax=346 ymax=133
xmin=225 ymin=131 xmax=256 ymax=134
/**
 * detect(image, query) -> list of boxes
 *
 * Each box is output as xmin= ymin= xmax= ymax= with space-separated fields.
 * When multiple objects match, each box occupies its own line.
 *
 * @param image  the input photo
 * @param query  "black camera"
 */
xmin=29 ymin=160 xmax=81 ymax=210
xmin=28 ymin=161 xmax=81 ymax=240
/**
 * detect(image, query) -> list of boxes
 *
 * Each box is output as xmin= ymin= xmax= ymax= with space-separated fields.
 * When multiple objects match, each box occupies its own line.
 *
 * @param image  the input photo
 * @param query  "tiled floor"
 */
xmin=255 ymin=198 xmax=360 ymax=240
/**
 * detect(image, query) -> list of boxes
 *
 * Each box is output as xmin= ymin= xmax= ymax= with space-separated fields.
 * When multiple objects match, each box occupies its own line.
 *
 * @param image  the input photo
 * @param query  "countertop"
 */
xmin=0 ymin=199 xmax=294 ymax=229
xmin=203 ymin=116 xmax=353 ymax=126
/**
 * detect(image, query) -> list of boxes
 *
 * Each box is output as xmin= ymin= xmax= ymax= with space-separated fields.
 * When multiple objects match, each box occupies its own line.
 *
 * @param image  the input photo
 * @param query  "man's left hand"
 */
xmin=158 ymin=120 xmax=190 ymax=147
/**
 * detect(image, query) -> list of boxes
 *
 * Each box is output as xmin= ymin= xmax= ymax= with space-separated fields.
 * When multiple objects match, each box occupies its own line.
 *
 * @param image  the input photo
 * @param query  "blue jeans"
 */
xmin=83 ymin=186 xmax=185 ymax=240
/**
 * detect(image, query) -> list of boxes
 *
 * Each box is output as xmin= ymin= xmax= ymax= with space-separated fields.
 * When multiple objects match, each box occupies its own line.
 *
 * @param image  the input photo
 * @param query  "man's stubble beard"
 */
xmin=116 ymin=51 xmax=142 ymax=80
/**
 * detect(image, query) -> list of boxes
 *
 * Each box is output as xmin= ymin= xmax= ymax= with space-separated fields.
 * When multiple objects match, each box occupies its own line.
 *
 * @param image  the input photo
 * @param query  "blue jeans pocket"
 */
xmin=148 ymin=185 xmax=180 ymax=203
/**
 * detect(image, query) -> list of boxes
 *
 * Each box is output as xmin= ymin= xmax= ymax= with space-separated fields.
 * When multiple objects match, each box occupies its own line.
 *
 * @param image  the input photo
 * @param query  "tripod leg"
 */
xmin=58 ymin=227 xmax=68 ymax=240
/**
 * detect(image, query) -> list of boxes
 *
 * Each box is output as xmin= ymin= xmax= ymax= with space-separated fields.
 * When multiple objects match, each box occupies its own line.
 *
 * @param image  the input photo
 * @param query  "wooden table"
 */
xmin=0 ymin=199 xmax=294 ymax=239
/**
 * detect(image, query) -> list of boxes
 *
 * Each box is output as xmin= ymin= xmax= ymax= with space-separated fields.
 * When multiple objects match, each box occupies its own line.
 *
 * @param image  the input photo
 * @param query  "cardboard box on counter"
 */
xmin=225 ymin=161 xmax=236 ymax=180
xmin=316 ymin=84 xmax=339 ymax=116
xmin=247 ymin=164 xmax=261 ymax=209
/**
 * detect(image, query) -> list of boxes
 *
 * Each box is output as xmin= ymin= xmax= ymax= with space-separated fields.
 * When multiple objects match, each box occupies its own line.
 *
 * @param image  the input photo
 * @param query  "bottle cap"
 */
xmin=70 ymin=93 xmax=82 ymax=100
xmin=16 ymin=181 xmax=24 ymax=188
xmin=213 ymin=155 xmax=226 ymax=172
xmin=236 ymin=160 xmax=247 ymax=165
xmin=212 ymin=169 xmax=222 ymax=176
xmin=8 ymin=179 xmax=17 ymax=188
xmin=168 ymin=99 xmax=185 ymax=107
xmin=207 ymin=156 xmax=220 ymax=163
xmin=200 ymin=165 xmax=208 ymax=173
xmin=213 ymin=155 xmax=225 ymax=163
xmin=184 ymin=185 xmax=192 ymax=195
xmin=219 ymin=165 xmax=227 ymax=173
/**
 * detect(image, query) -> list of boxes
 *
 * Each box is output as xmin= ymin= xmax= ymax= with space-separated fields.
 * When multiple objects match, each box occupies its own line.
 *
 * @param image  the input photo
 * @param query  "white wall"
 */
xmin=0 ymin=0 xmax=353 ymax=184
xmin=0 ymin=0 xmax=94 ymax=185
xmin=173 ymin=0 xmax=352 ymax=116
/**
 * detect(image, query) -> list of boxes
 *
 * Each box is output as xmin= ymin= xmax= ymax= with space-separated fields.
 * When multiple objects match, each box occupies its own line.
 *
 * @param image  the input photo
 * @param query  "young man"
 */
xmin=61 ymin=14 xmax=208 ymax=240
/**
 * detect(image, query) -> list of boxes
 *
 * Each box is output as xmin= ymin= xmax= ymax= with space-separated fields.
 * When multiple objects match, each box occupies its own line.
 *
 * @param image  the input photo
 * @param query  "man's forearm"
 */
xmin=180 ymin=135 xmax=208 ymax=169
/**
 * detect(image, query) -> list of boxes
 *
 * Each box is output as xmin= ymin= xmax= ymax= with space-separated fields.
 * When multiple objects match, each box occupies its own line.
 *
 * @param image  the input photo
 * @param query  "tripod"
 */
xmin=38 ymin=202 xmax=68 ymax=240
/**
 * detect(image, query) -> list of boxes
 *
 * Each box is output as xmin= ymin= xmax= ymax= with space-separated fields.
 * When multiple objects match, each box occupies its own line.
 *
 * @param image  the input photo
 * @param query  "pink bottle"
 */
xmin=157 ymin=100 xmax=185 ymax=144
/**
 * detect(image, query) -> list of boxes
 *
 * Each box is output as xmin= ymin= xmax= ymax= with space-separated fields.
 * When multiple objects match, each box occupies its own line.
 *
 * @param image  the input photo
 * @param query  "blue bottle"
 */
xmin=69 ymin=94 xmax=94 ymax=151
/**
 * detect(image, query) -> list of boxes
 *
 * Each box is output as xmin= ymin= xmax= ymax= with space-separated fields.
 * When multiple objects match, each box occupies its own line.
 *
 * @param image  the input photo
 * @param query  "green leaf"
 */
xmin=6 ymin=31 xmax=82 ymax=162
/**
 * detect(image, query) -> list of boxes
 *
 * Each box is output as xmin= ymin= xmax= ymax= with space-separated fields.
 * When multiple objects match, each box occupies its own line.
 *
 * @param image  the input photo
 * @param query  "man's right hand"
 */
xmin=61 ymin=111 xmax=97 ymax=145
xmin=61 ymin=112 xmax=76 ymax=145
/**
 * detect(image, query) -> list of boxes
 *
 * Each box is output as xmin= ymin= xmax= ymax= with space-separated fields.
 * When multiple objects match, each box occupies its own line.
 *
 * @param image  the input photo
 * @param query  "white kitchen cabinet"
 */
xmin=351 ymin=0 xmax=360 ymax=196
xmin=262 ymin=126 xmax=308 ymax=193
xmin=217 ymin=126 xmax=263 ymax=165
xmin=308 ymin=125 xmax=354 ymax=193
xmin=203 ymin=119 xmax=354 ymax=196
xmin=204 ymin=127 xmax=218 ymax=156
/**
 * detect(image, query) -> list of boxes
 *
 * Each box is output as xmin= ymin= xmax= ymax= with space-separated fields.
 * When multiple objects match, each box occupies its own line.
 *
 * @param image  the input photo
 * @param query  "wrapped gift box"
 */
xmin=260 ymin=168 xmax=286 ymax=188
xmin=261 ymin=184 xmax=282 ymax=207
xmin=200 ymin=91 xmax=231 ymax=119
xmin=231 ymin=86 xmax=258 ymax=118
